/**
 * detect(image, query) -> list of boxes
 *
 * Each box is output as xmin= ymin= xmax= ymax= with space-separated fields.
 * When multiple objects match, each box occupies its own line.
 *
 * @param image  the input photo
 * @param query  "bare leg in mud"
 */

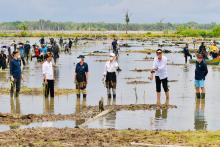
xmin=165 ymin=92 xmax=170 ymax=105
xmin=156 ymin=92 xmax=161 ymax=105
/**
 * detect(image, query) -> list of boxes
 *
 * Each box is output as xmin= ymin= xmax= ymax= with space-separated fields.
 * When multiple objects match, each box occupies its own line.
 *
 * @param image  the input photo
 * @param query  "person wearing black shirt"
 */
xmin=183 ymin=44 xmax=192 ymax=64
xmin=195 ymin=54 xmax=208 ymax=99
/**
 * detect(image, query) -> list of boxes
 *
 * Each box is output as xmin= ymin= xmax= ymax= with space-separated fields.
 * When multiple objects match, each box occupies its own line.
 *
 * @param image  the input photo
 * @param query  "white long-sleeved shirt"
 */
xmin=103 ymin=61 xmax=119 ymax=75
xmin=42 ymin=61 xmax=54 ymax=80
xmin=153 ymin=56 xmax=168 ymax=80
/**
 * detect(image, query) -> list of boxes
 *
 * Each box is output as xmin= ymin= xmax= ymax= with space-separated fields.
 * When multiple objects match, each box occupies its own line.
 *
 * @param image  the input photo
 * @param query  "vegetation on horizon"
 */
xmin=1 ymin=20 xmax=220 ymax=38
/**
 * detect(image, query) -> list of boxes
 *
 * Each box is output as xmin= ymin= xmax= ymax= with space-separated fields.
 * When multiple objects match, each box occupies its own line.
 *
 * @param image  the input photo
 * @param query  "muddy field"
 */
xmin=0 ymin=37 xmax=220 ymax=146
xmin=0 ymin=128 xmax=220 ymax=146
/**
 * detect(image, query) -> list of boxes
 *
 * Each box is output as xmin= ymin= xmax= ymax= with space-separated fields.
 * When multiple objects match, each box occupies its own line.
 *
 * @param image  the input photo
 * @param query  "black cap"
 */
xmin=77 ymin=55 xmax=85 ymax=59
xmin=12 ymin=51 xmax=19 ymax=55
xmin=156 ymin=49 xmax=162 ymax=53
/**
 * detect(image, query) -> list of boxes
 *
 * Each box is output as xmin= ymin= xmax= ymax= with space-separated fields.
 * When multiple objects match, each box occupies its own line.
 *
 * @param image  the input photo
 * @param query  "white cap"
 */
xmin=110 ymin=53 xmax=116 ymax=57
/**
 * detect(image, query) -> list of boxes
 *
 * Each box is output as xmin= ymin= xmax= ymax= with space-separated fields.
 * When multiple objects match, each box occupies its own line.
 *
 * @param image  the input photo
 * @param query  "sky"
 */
xmin=0 ymin=0 xmax=219 ymax=23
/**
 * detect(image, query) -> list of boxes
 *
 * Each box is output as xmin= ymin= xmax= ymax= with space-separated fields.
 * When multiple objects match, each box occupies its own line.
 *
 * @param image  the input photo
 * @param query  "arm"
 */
xmin=42 ymin=63 xmax=47 ymax=83
xmin=103 ymin=62 xmax=107 ymax=76
xmin=10 ymin=61 xmax=13 ymax=76
xmin=85 ymin=64 xmax=89 ymax=82
xmin=149 ymin=58 xmax=157 ymax=80
xmin=204 ymin=63 xmax=208 ymax=77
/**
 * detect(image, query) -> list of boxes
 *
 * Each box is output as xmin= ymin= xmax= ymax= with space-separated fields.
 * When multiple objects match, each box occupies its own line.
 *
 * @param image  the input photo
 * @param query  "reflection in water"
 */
xmin=107 ymin=97 xmax=116 ymax=105
xmin=43 ymin=97 xmax=54 ymax=114
xmin=54 ymin=66 xmax=60 ymax=87
xmin=75 ymin=97 xmax=87 ymax=127
xmin=10 ymin=96 xmax=20 ymax=114
xmin=194 ymin=98 xmax=207 ymax=130
xmin=155 ymin=109 xmax=168 ymax=120
xmin=10 ymin=96 xmax=21 ymax=130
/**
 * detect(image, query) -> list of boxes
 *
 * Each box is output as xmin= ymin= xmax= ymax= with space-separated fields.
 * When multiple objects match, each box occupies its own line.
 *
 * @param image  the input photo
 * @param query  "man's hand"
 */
xmin=148 ymin=74 xmax=154 ymax=81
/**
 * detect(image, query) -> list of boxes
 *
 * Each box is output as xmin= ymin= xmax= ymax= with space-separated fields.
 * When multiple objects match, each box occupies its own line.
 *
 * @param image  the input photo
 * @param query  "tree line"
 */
xmin=0 ymin=19 xmax=218 ymax=31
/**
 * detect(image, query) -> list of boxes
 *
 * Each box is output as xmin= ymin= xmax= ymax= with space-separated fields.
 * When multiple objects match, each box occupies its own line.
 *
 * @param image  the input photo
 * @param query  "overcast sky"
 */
xmin=0 ymin=0 xmax=219 ymax=23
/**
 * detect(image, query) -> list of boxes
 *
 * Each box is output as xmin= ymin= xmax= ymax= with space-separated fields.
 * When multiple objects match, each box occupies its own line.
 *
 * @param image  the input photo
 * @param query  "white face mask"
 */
xmin=77 ymin=59 xmax=81 ymax=63
xmin=18 ymin=55 xmax=21 ymax=59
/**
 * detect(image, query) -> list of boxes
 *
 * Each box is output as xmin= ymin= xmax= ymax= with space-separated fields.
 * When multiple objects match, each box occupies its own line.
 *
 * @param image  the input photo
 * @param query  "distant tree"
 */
xmin=17 ymin=23 xmax=28 ymax=31
xmin=125 ymin=11 xmax=130 ymax=34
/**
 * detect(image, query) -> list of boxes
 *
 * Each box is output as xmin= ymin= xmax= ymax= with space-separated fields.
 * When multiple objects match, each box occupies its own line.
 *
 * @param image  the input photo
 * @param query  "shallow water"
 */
xmin=0 ymin=38 xmax=220 ymax=131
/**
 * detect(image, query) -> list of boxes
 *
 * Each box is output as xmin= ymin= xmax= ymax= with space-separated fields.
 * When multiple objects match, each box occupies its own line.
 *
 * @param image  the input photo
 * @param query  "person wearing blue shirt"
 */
xmin=75 ymin=55 xmax=89 ymax=99
xmin=39 ymin=44 xmax=48 ymax=62
xmin=40 ymin=45 xmax=48 ymax=55
xmin=18 ymin=43 xmax=26 ymax=66
xmin=10 ymin=51 xmax=22 ymax=97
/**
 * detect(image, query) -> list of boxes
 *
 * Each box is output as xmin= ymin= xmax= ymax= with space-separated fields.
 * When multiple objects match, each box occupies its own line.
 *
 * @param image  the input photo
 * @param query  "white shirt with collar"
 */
xmin=42 ymin=61 xmax=54 ymax=80
xmin=153 ymin=56 xmax=168 ymax=80
xmin=103 ymin=61 xmax=119 ymax=75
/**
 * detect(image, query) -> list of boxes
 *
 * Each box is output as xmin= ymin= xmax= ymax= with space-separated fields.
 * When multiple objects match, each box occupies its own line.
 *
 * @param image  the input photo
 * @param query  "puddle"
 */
xmin=0 ymin=120 xmax=76 ymax=132
xmin=87 ymin=108 xmax=209 ymax=131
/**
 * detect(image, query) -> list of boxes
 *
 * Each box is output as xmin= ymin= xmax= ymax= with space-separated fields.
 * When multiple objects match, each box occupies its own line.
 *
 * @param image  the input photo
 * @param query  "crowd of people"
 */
xmin=183 ymin=41 xmax=220 ymax=63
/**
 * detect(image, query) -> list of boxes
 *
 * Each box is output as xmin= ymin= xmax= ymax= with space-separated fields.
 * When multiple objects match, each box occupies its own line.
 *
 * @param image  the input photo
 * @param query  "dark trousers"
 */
xmin=184 ymin=53 xmax=192 ymax=63
xmin=155 ymin=76 xmax=169 ymax=93
xmin=21 ymin=57 xmax=26 ymax=66
xmin=45 ymin=80 xmax=54 ymax=98
xmin=10 ymin=77 xmax=21 ymax=97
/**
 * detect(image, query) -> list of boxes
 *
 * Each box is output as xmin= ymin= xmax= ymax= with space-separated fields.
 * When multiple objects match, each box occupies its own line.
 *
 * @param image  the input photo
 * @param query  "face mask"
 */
xmin=77 ymin=59 xmax=81 ymax=63
xmin=18 ymin=55 xmax=21 ymax=59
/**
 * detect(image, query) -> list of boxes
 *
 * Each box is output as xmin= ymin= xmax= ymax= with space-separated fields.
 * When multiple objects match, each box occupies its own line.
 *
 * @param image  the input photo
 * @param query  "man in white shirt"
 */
xmin=149 ymin=49 xmax=169 ymax=105
xmin=42 ymin=52 xmax=54 ymax=98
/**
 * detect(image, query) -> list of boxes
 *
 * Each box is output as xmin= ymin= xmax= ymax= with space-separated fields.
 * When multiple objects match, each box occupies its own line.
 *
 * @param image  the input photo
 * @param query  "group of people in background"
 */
xmin=183 ymin=40 xmax=220 ymax=64
xmin=7 ymin=37 xmax=120 ymax=105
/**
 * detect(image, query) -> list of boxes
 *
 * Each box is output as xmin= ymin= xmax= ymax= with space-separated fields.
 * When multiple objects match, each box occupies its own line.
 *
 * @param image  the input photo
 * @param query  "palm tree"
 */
xmin=125 ymin=11 xmax=130 ymax=34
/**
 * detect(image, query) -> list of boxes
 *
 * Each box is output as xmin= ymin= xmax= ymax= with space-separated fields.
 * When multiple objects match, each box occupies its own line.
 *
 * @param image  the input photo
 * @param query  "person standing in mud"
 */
xmin=195 ymin=54 xmax=208 ymax=99
xmin=39 ymin=37 xmax=45 ymax=45
xmin=0 ymin=50 xmax=7 ymax=70
xmin=149 ymin=49 xmax=169 ymax=105
xmin=103 ymin=53 xmax=119 ymax=102
xmin=68 ymin=38 xmax=73 ymax=50
xmin=74 ymin=55 xmax=89 ymax=99
xmin=18 ymin=43 xmax=26 ymax=66
xmin=10 ymin=51 xmax=22 ymax=97
xmin=24 ymin=41 xmax=31 ymax=64
xmin=209 ymin=41 xmax=219 ymax=59
xmin=40 ymin=44 xmax=48 ymax=62
xmin=12 ymin=40 xmax=17 ymax=52
xmin=198 ymin=42 xmax=207 ymax=59
xmin=112 ymin=39 xmax=118 ymax=56
xmin=183 ymin=43 xmax=192 ymax=64
xmin=59 ymin=37 xmax=64 ymax=48
xmin=7 ymin=46 xmax=13 ymax=65
xmin=51 ymin=41 xmax=60 ymax=64
xmin=42 ymin=53 xmax=55 ymax=98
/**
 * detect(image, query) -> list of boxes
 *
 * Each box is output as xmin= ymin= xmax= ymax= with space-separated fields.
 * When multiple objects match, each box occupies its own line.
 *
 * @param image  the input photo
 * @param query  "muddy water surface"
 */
xmin=0 ymin=38 xmax=220 ymax=131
